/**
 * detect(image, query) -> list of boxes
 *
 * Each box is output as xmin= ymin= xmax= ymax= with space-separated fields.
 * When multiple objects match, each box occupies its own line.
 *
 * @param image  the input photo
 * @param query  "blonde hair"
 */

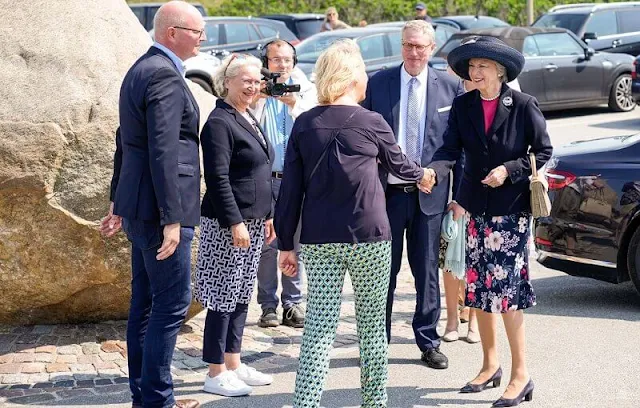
xmin=325 ymin=6 xmax=337 ymax=17
xmin=213 ymin=54 xmax=262 ymax=97
xmin=402 ymin=20 xmax=436 ymax=45
xmin=315 ymin=39 xmax=365 ymax=104
xmin=496 ymin=61 xmax=508 ymax=82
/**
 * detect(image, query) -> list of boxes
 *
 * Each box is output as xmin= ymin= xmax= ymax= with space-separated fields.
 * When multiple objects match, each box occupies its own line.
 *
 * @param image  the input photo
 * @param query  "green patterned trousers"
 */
xmin=293 ymin=241 xmax=392 ymax=408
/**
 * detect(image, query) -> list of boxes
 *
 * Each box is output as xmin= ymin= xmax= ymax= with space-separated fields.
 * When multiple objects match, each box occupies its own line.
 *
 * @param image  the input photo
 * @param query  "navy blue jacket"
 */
xmin=429 ymin=84 xmax=553 ymax=216
xmin=200 ymin=99 xmax=275 ymax=228
xmin=112 ymin=46 xmax=201 ymax=227
xmin=362 ymin=65 xmax=465 ymax=214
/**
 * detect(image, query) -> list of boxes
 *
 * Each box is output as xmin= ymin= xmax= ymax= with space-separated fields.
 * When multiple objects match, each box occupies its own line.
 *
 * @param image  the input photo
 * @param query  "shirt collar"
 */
xmin=153 ymin=42 xmax=186 ymax=77
xmin=401 ymin=64 xmax=429 ymax=86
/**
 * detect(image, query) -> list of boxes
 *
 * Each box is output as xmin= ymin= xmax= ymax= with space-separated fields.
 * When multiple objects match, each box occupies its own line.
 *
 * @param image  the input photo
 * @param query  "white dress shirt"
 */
xmin=388 ymin=65 xmax=429 ymax=184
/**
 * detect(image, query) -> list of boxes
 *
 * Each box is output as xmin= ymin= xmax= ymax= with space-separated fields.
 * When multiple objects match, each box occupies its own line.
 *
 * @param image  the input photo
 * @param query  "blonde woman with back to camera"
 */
xmin=195 ymin=53 xmax=276 ymax=397
xmin=274 ymin=40 xmax=433 ymax=407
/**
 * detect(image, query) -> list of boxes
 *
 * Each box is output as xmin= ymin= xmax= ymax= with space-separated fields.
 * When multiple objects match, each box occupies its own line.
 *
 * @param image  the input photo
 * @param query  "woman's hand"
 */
xmin=447 ymin=201 xmax=467 ymax=221
xmin=231 ymin=222 xmax=250 ymax=248
xmin=279 ymin=250 xmax=298 ymax=277
xmin=264 ymin=219 xmax=276 ymax=245
xmin=481 ymin=165 xmax=508 ymax=188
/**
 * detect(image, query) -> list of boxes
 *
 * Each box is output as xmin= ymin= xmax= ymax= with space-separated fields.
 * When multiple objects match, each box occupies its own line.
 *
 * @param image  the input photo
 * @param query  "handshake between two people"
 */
xmin=417 ymin=168 xmax=437 ymax=194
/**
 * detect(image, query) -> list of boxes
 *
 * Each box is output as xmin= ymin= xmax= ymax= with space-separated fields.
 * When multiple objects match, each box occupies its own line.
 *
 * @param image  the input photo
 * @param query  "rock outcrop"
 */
xmin=0 ymin=0 xmax=215 ymax=324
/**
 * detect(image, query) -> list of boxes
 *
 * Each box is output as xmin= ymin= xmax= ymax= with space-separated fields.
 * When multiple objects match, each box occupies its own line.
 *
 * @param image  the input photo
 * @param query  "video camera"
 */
xmin=261 ymin=68 xmax=301 ymax=97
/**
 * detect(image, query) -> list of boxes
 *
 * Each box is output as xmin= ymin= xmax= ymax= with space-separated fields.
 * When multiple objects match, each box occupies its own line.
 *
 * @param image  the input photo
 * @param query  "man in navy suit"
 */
xmin=100 ymin=2 xmax=204 ymax=407
xmin=362 ymin=20 xmax=463 ymax=369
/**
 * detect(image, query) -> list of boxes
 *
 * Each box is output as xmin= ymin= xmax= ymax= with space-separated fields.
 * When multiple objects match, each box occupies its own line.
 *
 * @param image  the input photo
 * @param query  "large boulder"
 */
xmin=0 ymin=0 xmax=215 ymax=324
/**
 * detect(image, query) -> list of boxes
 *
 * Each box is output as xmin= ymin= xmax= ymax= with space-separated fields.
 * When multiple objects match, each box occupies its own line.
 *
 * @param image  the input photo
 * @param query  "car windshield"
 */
xmin=296 ymin=35 xmax=351 ymax=63
xmin=532 ymin=13 xmax=587 ymax=35
xmin=296 ymin=20 xmax=324 ymax=38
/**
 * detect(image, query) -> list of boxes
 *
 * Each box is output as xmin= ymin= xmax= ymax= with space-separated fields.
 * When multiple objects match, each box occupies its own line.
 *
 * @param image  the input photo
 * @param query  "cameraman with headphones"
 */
xmin=251 ymin=39 xmax=317 ymax=329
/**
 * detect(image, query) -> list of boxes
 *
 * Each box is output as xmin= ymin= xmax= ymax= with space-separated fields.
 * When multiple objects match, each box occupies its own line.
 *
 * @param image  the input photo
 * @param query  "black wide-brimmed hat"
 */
xmin=447 ymin=35 xmax=525 ymax=82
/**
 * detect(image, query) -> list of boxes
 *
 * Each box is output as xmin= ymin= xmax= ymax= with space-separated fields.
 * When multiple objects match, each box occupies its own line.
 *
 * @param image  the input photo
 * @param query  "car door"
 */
xmin=220 ymin=22 xmax=262 ymax=56
xmin=615 ymin=9 xmax=640 ymax=56
xmin=356 ymin=34 xmax=390 ymax=76
xmin=582 ymin=10 xmax=619 ymax=53
xmin=533 ymin=32 xmax=604 ymax=104
xmin=518 ymin=35 xmax=546 ymax=103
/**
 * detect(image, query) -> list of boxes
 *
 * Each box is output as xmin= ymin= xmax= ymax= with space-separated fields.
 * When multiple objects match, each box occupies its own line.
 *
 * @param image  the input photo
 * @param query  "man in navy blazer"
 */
xmin=100 ymin=2 xmax=204 ymax=407
xmin=362 ymin=20 xmax=463 ymax=369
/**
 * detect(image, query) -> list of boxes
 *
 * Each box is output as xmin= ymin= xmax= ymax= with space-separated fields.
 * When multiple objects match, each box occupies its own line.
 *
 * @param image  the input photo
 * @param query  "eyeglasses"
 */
xmin=173 ymin=26 xmax=205 ymax=38
xmin=267 ymin=57 xmax=294 ymax=65
xmin=401 ymin=41 xmax=432 ymax=53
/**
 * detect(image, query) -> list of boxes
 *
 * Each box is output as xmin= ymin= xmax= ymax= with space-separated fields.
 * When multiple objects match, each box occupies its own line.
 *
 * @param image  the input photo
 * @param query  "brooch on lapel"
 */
xmin=502 ymin=96 xmax=513 ymax=107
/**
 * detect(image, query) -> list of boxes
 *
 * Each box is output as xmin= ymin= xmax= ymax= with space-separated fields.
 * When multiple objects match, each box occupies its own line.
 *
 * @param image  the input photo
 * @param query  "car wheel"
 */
xmin=188 ymin=76 xmax=214 ymax=95
xmin=608 ymin=74 xmax=635 ymax=112
xmin=627 ymin=227 xmax=640 ymax=296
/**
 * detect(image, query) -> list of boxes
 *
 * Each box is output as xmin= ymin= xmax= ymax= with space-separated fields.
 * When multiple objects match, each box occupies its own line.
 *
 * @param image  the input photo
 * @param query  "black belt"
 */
xmin=272 ymin=171 xmax=284 ymax=179
xmin=388 ymin=183 xmax=418 ymax=193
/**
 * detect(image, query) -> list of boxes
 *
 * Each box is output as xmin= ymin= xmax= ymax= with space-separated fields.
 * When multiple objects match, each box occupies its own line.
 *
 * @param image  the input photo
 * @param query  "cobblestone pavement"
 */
xmin=0 ymin=266 xmax=420 ymax=406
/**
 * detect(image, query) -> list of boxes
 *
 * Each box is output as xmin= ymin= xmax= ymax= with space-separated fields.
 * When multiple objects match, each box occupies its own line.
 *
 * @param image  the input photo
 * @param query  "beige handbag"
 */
xmin=529 ymin=153 xmax=551 ymax=218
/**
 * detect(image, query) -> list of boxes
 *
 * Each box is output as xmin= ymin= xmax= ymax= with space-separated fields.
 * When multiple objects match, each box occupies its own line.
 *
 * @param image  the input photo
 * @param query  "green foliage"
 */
xmin=127 ymin=0 xmax=605 ymax=26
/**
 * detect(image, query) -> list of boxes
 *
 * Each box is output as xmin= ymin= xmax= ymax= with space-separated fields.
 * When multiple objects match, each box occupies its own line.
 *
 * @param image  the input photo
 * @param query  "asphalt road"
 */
xmin=12 ymin=105 xmax=640 ymax=408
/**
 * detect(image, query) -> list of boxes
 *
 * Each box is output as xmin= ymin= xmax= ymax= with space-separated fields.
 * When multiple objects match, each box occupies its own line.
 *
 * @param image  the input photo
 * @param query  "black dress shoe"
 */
xmin=460 ymin=367 xmax=502 ymax=393
xmin=420 ymin=347 xmax=448 ymax=369
xmin=492 ymin=379 xmax=534 ymax=407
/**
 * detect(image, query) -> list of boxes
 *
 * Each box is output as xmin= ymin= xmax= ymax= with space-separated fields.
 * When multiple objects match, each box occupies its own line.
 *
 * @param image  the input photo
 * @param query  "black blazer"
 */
xmin=362 ymin=65 xmax=465 ymax=215
xmin=200 ymin=99 xmax=275 ymax=228
xmin=430 ymin=84 xmax=553 ymax=216
xmin=111 ymin=46 xmax=201 ymax=227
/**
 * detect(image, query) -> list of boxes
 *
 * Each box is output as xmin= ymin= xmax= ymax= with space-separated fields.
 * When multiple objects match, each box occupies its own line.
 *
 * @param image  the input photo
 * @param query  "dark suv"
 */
xmin=532 ymin=2 xmax=640 ymax=56
xmin=129 ymin=2 xmax=207 ymax=32
xmin=260 ymin=14 xmax=325 ymax=41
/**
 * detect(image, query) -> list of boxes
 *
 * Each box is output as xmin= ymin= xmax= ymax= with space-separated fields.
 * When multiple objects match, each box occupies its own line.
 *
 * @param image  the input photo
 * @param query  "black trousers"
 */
xmin=202 ymin=303 xmax=249 ymax=364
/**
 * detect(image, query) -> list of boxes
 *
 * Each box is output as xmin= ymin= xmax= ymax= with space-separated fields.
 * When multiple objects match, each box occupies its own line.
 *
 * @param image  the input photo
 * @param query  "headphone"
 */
xmin=260 ymin=39 xmax=298 ymax=68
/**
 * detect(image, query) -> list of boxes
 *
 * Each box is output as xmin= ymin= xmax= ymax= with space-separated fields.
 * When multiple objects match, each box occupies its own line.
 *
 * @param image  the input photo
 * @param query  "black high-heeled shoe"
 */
xmin=460 ymin=367 xmax=503 ymax=393
xmin=492 ymin=379 xmax=534 ymax=407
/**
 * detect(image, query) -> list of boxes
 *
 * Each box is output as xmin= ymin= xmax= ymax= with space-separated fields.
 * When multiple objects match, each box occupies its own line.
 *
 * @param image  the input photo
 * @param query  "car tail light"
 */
xmin=633 ymin=60 xmax=637 ymax=80
xmin=289 ymin=39 xmax=301 ymax=46
xmin=545 ymin=169 xmax=576 ymax=191
xmin=535 ymin=237 xmax=552 ymax=246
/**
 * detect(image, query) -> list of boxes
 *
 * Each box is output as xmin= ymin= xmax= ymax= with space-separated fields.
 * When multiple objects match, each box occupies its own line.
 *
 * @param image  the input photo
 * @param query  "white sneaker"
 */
xmin=234 ymin=363 xmax=273 ymax=386
xmin=203 ymin=370 xmax=252 ymax=397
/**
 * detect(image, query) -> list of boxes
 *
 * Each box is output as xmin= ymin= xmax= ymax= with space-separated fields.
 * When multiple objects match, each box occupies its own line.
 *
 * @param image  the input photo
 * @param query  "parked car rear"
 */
xmin=432 ymin=15 xmax=509 ymax=30
xmin=534 ymin=134 xmax=640 ymax=297
xmin=129 ymin=2 xmax=207 ymax=32
xmin=430 ymin=27 xmax=635 ymax=112
xmin=260 ymin=14 xmax=325 ymax=41
xmin=532 ymin=2 xmax=640 ymax=56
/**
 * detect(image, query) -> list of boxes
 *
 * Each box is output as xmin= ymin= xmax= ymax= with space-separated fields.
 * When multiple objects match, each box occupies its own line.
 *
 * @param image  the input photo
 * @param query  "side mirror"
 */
xmin=584 ymin=47 xmax=595 ymax=59
xmin=583 ymin=32 xmax=597 ymax=41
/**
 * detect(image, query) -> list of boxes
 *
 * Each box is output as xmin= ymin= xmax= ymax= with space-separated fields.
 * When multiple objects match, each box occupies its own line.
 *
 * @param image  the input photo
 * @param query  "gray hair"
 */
xmin=402 ymin=20 xmax=436 ymax=45
xmin=212 ymin=54 xmax=263 ymax=97
xmin=496 ymin=62 xmax=508 ymax=82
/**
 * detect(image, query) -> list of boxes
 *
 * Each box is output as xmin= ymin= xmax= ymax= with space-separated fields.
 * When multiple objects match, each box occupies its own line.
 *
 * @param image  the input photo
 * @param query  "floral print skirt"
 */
xmin=465 ymin=212 xmax=536 ymax=313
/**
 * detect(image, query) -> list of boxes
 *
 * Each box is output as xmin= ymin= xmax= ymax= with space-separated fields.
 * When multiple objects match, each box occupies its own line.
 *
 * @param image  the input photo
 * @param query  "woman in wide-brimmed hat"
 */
xmin=424 ymin=36 xmax=553 ymax=407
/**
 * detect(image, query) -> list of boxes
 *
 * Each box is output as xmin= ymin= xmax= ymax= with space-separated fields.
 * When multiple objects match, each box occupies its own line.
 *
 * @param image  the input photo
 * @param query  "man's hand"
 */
xmin=418 ymin=168 xmax=436 ymax=194
xmin=481 ymin=165 xmax=509 ymax=188
xmin=157 ymin=223 xmax=180 ymax=260
xmin=276 ymin=92 xmax=297 ymax=109
xmin=279 ymin=250 xmax=298 ymax=277
xmin=99 ymin=202 xmax=122 ymax=238
xmin=447 ymin=201 xmax=466 ymax=221
xmin=231 ymin=222 xmax=251 ymax=248
xmin=252 ymin=82 xmax=269 ymax=105
xmin=264 ymin=219 xmax=276 ymax=245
